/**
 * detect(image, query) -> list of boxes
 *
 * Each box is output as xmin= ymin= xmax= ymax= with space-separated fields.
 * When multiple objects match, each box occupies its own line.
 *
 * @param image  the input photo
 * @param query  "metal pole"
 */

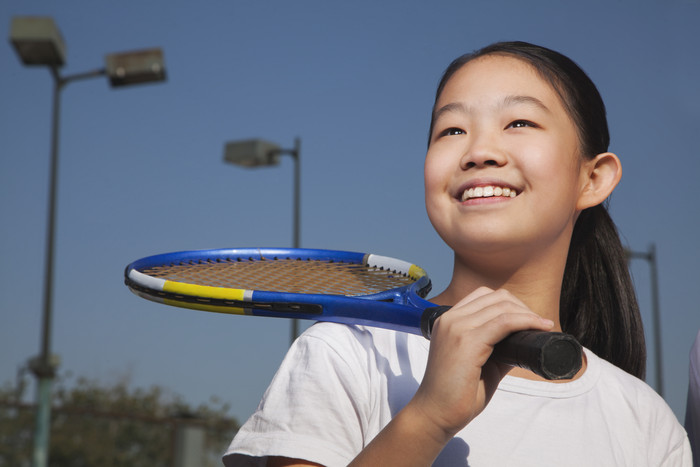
xmin=31 ymin=66 xmax=63 ymax=467
xmin=648 ymin=244 xmax=663 ymax=396
xmin=293 ymin=137 xmax=300 ymax=250
xmin=625 ymin=244 xmax=663 ymax=397
xmin=290 ymin=137 xmax=301 ymax=344
xmin=31 ymin=67 xmax=106 ymax=467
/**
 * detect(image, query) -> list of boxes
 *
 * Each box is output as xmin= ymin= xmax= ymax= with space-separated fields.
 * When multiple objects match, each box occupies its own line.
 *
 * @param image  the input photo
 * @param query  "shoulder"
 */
xmin=223 ymin=324 xmax=429 ymax=466
xmin=586 ymin=350 xmax=676 ymax=418
xmin=588 ymin=349 xmax=668 ymax=407
xmin=296 ymin=323 xmax=429 ymax=402
xmin=587 ymin=350 xmax=691 ymax=461
xmin=484 ymin=349 xmax=690 ymax=465
xmin=498 ymin=349 xmax=686 ymax=442
xmin=300 ymin=321 xmax=419 ymax=344
xmin=298 ymin=322 xmax=428 ymax=364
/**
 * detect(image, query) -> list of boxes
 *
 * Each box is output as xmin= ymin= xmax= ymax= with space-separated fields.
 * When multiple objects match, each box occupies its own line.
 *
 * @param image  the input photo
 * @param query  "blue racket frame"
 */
xmin=125 ymin=248 xmax=436 ymax=336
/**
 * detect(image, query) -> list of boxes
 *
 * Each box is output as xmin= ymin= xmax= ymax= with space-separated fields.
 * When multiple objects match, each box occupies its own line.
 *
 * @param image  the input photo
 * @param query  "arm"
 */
xmin=350 ymin=288 xmax=555 ymax=466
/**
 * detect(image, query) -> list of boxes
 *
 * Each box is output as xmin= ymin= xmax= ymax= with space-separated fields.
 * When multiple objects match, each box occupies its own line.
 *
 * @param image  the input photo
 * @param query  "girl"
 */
xmin=224 ymin=41 xmax=691 ymax=466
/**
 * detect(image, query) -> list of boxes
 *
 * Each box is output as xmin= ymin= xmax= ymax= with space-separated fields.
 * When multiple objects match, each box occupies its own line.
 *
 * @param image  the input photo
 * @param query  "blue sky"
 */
xmin=1 ymin=0 xmax=699 ymax=432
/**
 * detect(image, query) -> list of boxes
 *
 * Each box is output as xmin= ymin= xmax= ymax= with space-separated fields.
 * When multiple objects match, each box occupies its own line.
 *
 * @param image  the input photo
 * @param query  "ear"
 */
xmin=576 ymin=152 xmax=622 ymax=210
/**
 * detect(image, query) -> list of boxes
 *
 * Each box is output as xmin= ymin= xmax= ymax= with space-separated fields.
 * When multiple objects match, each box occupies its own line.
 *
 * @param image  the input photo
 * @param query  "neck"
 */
xmin=432 ymin=239 xmax=570 ymax=329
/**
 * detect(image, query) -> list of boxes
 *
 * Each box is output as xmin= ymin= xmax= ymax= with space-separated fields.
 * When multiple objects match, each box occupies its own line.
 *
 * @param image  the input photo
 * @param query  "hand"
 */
xmin=409 ymin=287 xmax=554 ymax=440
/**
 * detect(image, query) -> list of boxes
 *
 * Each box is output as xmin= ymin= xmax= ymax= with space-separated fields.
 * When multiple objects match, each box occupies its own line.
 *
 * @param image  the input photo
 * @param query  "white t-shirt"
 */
xmin=687 ymin=329 xmax=700 ymax=466
xmin=224 ymin=322 xmax=692 ymax=467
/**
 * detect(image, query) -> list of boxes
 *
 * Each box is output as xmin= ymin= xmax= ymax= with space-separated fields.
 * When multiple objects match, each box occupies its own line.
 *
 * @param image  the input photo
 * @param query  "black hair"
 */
xmin=430 ymin=41 xmax=646 ymax=379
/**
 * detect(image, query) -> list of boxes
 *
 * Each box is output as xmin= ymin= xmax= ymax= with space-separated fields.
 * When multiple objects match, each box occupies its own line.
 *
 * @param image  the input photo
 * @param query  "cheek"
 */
xmin=529 ymin=161 xmax=583 ymax=220
xmin=522 ymin=140 xmax=580 ymax=185
xmin=423 ymin=157 xmax=446 ymax=223
xmin=424 ymin=145 xmax=452 ymax=187
xmin=423 ymin=156 xmax=446 ymax=202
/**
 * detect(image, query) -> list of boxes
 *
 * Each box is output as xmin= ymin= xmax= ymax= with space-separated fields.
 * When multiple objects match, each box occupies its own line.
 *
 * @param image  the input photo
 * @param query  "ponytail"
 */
xmin=560 ymin=204 xmax=646 ymax=379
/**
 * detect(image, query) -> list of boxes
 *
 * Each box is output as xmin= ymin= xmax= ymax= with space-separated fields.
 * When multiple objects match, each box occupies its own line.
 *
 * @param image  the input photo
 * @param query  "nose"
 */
xmin=459 ymin=132 xmax=507 ymax=170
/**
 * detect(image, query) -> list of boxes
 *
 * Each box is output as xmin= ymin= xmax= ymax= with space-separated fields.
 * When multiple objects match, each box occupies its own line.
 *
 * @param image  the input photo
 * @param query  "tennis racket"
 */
xmin=124 ymin=247 xmax=582 ymax=380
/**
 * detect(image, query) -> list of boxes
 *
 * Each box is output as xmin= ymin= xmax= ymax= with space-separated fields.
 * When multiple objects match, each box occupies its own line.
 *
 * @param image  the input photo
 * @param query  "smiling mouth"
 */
xmin=460 ymin=186 xmax=518 ymax=202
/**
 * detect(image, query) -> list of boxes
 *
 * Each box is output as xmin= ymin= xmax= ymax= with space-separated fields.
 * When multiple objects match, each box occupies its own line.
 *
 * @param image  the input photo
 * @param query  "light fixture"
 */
xmin=10 ymin=16 xmax=66 ymax=67
xmin=105 ymin=48 xmax=166 ymax=87
xmin=224 ymin=139 xmax=282 ymax=168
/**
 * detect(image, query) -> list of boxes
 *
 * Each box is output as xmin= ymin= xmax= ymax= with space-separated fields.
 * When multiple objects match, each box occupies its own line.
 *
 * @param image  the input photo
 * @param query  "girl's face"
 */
xmin=425 ymin=54 xmax=590 ymax=259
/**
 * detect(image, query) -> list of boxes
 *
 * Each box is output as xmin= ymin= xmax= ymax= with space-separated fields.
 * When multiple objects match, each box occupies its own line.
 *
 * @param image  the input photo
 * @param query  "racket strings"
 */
xmin=141 ymin=258 xmax=417 ymax=296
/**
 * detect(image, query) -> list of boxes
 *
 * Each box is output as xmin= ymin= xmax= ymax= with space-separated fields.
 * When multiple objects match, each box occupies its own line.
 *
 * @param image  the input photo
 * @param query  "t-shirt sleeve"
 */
xmin=223 ymin=324 xmax=372 ymax=467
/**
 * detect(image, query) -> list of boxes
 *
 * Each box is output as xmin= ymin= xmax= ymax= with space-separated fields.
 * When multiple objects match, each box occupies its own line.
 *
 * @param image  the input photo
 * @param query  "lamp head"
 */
xmin=224 ymin=139 xmax=281 ymax=167
xmin=10 ymin=16 xmax=66 ymax=67
xmin=105 ymin=48 xmax=166 ymax=87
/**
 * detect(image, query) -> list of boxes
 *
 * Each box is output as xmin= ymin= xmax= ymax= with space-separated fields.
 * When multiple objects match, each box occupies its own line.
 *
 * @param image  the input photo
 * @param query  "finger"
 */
xmin=480 ymin=311 xmax=555 ymax=343
xmin=435 ymin=296 xmax=542 ymax=333
xmin=454 ymin=286 xmax=495 ymax=306
xmin=438 ymin=308 xmax=554 ymax=349
xmin=453 ymin=288 xmax=527 ymax=311
xmin=424 ymin=287 xmax=499 ymax=338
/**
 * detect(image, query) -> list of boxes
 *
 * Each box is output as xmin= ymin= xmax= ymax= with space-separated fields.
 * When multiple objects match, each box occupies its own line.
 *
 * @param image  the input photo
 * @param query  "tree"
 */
xmin=0 ymin=371 xmax=239 ymax=466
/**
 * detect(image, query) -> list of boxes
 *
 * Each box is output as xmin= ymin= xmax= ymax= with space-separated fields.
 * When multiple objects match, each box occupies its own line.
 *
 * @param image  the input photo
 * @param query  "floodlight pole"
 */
xmin=292 ymin=137 xmax=301 ymax=340
xmin=626 ymin=244 xmax=662 ymax=397
xmin=292 ymin=137 xmax=301 ymax=252
xmin=30 ymin=64 xmax=109 ymax=467
xmin=43 ymin=66 xmax=108 ymax=356
xmin=278 ymin=137 xmax=301 ymax=342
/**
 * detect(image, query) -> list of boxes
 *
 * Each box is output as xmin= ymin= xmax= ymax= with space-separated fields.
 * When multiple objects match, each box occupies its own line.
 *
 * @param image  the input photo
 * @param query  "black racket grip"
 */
xmin=420 ymin=306 xmax=582 ymax=380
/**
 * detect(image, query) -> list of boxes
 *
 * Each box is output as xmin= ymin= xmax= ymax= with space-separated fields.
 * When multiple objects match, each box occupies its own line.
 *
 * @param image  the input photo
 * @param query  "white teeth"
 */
xmin=461 ymin=185 xmax=517 ymax=201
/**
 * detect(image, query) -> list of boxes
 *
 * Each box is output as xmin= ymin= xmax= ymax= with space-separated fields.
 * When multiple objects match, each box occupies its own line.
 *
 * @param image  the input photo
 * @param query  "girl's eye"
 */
xmin=507 ymin=120 xmax=537 ymax=129
xmin=440 ymin=127 xmax=466 ymax=136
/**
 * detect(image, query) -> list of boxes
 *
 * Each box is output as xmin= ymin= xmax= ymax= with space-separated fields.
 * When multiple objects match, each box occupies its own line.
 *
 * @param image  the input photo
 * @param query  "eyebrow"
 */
xmin=501 ymin=95 xmax=551 ymax=113
xmin=432 ymin=95 xmax=552 ymax=122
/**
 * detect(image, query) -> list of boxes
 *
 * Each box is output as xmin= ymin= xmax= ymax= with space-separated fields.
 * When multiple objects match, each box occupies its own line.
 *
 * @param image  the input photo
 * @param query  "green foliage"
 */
xmin=0 ymin=372 xmax=239 ymax=467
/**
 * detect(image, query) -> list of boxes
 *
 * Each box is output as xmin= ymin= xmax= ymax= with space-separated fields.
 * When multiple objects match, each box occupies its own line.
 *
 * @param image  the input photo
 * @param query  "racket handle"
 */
xmin=420 ymin=306 xmax=582 ymax=380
